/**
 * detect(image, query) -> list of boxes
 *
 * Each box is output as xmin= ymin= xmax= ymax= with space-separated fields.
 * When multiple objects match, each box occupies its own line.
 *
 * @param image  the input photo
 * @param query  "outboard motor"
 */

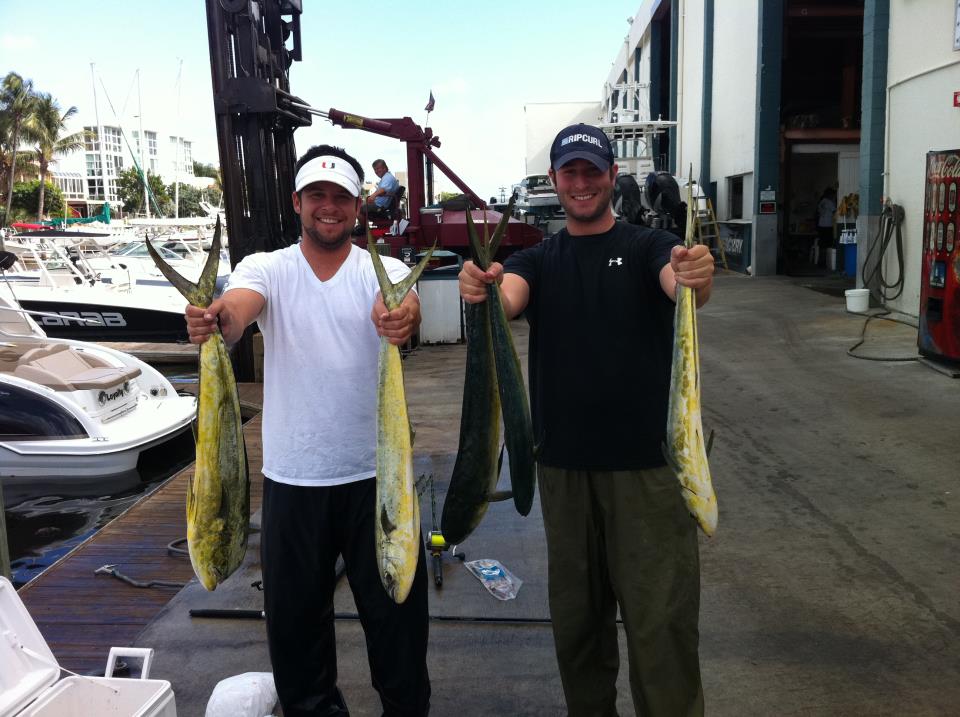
xmin=613 ymin=174 xmax=644 ymax=225
xmin=642 ymin=171 xmax=687 ymax=237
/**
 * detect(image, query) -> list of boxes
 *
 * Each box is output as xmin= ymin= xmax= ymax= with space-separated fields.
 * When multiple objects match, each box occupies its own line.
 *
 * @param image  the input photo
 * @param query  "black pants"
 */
xmin=261 ymin=477 xmax=431 ymax=716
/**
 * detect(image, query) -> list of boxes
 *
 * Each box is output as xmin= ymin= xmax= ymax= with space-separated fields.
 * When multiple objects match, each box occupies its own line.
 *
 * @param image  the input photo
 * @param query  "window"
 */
xmin=86 ymin=153 xmax=102 ymax=176
xmin=84 ymin=127 xmax=99 ymax=151
xmin=0 ymin=384 xmax=87 ymax=439
xmin=104 ymin=126 xmax=122 ymax=154
xmin=147 ymin=131 xmax=157 ymax=156
xmin=729 ymin=176 xmax=744 ymax=220
xmin=87 ymin=178 xmax=104 ymax=200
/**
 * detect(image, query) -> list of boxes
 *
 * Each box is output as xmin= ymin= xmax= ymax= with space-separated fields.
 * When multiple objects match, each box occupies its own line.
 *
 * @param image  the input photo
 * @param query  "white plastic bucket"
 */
xmin=845 ymin=288 xmax=869 ymax=313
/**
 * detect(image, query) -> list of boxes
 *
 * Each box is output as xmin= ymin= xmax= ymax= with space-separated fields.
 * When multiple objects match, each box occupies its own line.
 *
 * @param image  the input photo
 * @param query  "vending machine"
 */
xmin=918 ymin=150 xmax=960 ymax=362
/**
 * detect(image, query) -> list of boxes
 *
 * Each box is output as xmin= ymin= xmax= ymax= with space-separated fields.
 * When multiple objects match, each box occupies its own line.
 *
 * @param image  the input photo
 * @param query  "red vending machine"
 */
xmin=918 ymin=150 xmax=960 ymax=361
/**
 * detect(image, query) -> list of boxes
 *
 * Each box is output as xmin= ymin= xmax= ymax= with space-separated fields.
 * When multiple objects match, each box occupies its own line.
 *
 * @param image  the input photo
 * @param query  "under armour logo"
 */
xmin=608 ymin=257 xmax=623 ymax=266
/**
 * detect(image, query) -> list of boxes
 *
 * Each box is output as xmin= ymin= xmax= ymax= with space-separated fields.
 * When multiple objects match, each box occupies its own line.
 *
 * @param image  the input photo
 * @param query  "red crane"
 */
xmin=300 ymin=105 xmax=543 ymax=259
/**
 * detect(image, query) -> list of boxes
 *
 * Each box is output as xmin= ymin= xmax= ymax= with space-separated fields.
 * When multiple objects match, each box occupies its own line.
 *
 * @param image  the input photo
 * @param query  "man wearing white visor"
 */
xmin=184 ymin=144 xmax=430 ymax=716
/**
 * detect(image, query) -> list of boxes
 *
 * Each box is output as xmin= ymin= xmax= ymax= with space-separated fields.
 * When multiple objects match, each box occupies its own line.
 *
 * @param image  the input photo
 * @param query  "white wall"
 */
xmin=710 ymin=0 xmax=758 ymax=219
xmin=677 ymin=0 xmax=704 ymax=178
xmin=524 ymin=102 xmax=601 ymax=176
xmin=884 ymin=0 xmax=960 ymax=315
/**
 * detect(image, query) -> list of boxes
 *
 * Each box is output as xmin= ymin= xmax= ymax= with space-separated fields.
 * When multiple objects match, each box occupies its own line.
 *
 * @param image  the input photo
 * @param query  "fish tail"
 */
xmin=146 ymin=216 xmax=223 ymax=308
xmin=367 ymin=230 xmax=435 ymax=309
xmin=464 ymin=198 xmax=515 ymax=269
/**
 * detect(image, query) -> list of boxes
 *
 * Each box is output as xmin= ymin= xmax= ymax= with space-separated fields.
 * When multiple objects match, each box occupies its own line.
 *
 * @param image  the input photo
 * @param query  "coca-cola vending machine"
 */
xmin=918 ymin=150 xmax=960 ymax=362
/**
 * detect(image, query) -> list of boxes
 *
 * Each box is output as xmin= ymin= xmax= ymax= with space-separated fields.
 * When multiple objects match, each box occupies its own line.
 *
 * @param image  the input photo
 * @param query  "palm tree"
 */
xmin=0 ymin=72 xmax=36 ymax=225
xmin=27 ymin=93 xmax=85 ymax=221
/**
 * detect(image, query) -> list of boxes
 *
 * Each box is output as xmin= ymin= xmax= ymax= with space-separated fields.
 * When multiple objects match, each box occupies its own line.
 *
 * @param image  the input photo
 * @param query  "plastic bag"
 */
xmin=205 ymin=671 xmax=278 ymax=717
xmin=464 ymin=559 xmax=522 ymax=600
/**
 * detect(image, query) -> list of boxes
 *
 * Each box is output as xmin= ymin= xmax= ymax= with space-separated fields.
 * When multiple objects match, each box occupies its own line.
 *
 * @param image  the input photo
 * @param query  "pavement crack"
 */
xmin=763 ymin=471 xmax=960 ymax=638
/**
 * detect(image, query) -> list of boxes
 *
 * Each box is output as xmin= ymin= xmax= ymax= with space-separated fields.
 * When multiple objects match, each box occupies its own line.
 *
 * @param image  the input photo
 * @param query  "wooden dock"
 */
xmin=98 ymin=341 xmax=198 ymax=365
xmin=17 ymin=384 xmax=264 ymax=675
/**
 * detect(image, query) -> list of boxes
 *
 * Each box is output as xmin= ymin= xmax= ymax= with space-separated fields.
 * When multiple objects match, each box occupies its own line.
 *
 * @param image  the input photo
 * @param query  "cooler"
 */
xmin=417 ymin=262 xmax=463 ymax=345
xmin=0 ymin=577 xmax=176 ymax=717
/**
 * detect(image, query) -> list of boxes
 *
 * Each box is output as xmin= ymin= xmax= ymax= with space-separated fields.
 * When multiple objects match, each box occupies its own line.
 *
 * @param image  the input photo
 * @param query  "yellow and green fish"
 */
xmin=368 ymin=239 xmax=434 ymax=603
xmin=146 ymin=219 xmax=249 ymax=589
xmin=663 ymin=171 xmax=718 ymax=536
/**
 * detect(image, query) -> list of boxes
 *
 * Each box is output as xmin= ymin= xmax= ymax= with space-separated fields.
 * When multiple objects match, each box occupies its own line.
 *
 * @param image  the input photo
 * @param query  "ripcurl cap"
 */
xmin=295 ymin=156 xmax=361 ymax=197
xmin=549 ymin=124 xmax=615 ymax=172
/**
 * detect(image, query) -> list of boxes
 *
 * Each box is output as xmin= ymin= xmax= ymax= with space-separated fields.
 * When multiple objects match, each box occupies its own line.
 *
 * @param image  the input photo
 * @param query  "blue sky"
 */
xmin=1 ymin=1 xmax=642 ymax=201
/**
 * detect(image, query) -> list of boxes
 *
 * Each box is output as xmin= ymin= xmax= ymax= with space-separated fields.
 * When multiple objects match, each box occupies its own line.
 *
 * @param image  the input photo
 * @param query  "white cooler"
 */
xmin=0 ymin=577 xmax=177 ymax=717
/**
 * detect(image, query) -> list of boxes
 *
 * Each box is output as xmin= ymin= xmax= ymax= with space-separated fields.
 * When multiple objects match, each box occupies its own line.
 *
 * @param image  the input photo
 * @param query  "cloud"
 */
xmin=1 ymin=34 xmax=37 ymax=51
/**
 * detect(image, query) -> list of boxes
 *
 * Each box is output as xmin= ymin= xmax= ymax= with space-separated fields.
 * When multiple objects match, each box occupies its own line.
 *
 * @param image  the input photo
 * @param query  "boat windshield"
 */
xmin=112 ymin=242 xmax=181 ymax=260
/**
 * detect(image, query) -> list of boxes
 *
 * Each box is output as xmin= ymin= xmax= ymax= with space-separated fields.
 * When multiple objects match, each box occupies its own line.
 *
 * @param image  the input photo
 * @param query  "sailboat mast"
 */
xmin=137 ymin=70 xmax=150 ymax=218
xmin=90 ymin=63 xmax=110 ymax=217
xmin=173 ymin=59 xmax=183 ymax=220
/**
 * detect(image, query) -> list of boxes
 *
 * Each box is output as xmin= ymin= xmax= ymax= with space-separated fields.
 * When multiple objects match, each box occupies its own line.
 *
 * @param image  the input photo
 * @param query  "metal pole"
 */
xmin=173 ymin=59 xmax=183 ymax=220
xmin=91 ymin=63 xmax=110 ymax=217
xmin=0 ymin=481 xmax=11 ymax=581
xmin=137 ymin=70 xmax=150 ymax=218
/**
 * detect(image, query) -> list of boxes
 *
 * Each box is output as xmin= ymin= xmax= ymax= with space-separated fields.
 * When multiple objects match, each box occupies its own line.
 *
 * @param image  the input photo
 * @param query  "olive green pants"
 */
xmin=538 ymin=465 xmax=704 ymax=717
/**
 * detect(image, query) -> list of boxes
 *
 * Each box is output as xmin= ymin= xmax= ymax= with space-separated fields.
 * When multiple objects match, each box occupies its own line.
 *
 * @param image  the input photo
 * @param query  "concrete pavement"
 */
xmin=137 ymin=273 xmax=960 ymax=716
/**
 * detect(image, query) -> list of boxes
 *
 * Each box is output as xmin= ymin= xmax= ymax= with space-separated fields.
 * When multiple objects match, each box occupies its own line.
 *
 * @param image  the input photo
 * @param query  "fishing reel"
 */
xmin=425 ymin=531 xmax=465 ymax=589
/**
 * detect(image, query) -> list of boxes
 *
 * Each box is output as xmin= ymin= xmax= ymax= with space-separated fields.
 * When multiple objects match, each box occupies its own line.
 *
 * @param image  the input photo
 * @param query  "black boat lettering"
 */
xmin=39 ymin=311 xmax=127 ymax=328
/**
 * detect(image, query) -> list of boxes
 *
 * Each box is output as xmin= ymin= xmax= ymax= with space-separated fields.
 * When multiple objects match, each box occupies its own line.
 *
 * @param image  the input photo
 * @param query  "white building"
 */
xmin=51 ymin=123 xmax=203 ymax=216
xmin=522 ymin=1 xmax=960 ymax=356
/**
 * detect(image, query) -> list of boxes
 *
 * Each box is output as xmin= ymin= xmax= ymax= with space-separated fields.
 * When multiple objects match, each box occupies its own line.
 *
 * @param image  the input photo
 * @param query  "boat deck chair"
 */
xmin=14 ymin=343 xmax=141 ymax=391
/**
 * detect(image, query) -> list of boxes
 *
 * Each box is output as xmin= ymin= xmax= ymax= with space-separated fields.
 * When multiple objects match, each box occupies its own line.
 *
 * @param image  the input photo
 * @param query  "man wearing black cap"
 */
xmin=459 ymin=124 xmax=714 ymax=716
xmin=184 ymin=144 xmax=431 ymax=716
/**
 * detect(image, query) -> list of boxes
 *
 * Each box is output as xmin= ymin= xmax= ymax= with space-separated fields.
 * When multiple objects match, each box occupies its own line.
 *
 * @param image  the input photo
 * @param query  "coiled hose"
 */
xmin=847 ymin=200 xmax=918 ymax=362
xmin=860 ymin=200 xmax=906 ymax=303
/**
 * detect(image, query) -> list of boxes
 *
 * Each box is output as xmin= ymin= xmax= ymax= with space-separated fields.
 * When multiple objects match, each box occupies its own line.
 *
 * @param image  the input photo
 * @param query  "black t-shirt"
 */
xmin=504 ymin=221 xmax=680 ymax=470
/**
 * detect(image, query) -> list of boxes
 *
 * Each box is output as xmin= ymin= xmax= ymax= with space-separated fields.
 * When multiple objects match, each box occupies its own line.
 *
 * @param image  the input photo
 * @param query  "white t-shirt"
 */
xmin=225 ymin=243 xmax=411 ymax=486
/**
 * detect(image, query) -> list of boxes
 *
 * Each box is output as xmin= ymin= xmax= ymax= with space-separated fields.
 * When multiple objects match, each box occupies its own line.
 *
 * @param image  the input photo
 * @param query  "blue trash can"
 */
xmin=843 ymin=243 xmax=857 ymax=278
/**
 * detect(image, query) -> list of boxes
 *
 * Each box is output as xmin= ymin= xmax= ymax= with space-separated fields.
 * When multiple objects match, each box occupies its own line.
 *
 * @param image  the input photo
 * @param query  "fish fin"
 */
xmin=415 ymin=473 xmax=429 ymax=497
xmin=367 ymin=231 xmax=436 ymax=309
xmin=464 ymin=209 xmax=489 ymax=269
xmin=486 ymin=196 xmax=515 ymax=259
xmin=145 ymin=216 xmax=222 ymax=307
xmin=489 ymin=490 xmax=513 ymax=502
xmin=706 ymin=429 xmax=715 ymax=457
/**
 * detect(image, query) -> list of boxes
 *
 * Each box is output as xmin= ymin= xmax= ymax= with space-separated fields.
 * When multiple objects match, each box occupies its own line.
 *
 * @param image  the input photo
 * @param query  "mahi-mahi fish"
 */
xmin=368 ymin=238 xmax=434 ymax=603
xmin=146 ymin=218 xmax=249 ymax=589
xmin=463 ymin=204 xmax=536 ymax=518
xmin=440 ymin=209 xmax=511 ymax=545
xmin=663 ymin=170 xmax=718 ymax=536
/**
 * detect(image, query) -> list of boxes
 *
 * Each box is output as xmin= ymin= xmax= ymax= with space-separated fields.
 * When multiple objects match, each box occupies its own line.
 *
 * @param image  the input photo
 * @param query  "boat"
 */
xmin=0 ymin=264 xmax=196 ymax=478
xmin=512 ymin=174 xmax=561 ymax=214
xmin=0 ymin=236 xmax=196 ymax=342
